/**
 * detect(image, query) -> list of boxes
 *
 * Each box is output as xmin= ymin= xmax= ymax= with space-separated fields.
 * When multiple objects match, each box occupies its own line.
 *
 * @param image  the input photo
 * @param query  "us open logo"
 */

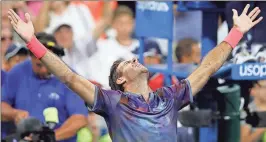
xmin=239 ymin=64 xmax=266 ymax=77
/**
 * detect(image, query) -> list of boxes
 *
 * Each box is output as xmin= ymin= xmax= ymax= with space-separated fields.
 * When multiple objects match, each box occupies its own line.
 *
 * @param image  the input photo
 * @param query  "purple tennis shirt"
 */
xmin=88 ymin=79 xmax=193 ymax=142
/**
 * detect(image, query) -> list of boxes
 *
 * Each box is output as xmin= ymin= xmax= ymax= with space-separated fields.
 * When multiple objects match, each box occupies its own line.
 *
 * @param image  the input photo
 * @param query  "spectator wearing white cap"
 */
xmin=34 ymin=2 xmax=113 ymax=42
xmin=53 ymin=23 xmax=97 ymax=79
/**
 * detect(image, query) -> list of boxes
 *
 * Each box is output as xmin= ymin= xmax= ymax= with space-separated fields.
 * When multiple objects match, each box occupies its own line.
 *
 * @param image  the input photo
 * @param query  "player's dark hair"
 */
xmin=109 ymin=59 xmax=125 ymax=91
xmin=175 ymin=38 xmax=198 ymax=62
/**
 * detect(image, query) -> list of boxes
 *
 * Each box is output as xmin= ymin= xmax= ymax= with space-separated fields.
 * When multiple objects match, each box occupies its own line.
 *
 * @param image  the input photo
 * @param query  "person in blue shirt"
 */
xmin=1 ymin=43 xmax=29 ymax=140
xmin=1 ymin=69 xmax=16 ymax=140
xmin=4 ymin=43 xmax=29 ymax=72
xmin=7 ymin=5 xmax=263 ymax=142
xmin=1 ymin=70 xmax=6 ymax=87
xmin=1 ymin=33 xmax=88 ymax=142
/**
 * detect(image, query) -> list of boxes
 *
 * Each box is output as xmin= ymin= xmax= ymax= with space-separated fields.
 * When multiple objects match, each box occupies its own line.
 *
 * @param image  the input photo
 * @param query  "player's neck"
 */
xmin=124 ymin=74 xmax=151 ymax=102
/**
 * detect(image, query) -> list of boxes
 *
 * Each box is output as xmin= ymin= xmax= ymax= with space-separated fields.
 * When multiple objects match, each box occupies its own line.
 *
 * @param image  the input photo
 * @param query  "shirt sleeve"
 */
xmin=65 ymin=87 xmax=88 ymax=117
xmin=87 ymin=86 xmax=122 ymax=117
xmin=163 ymin=79 xmax=193 ymax=110
xmin=1 ymin=69 xmax=20 ymax=106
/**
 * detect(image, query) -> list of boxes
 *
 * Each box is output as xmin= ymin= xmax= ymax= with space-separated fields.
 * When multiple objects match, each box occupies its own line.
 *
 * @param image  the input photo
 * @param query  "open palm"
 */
xmin=233 ymin=4 xmax=263 ymax=34
xmin=8 ymin=9 xmax=34 ymax=43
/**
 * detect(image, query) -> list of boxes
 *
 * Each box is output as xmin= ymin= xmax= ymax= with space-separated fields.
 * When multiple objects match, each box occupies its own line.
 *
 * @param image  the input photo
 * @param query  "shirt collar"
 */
xmin=124 ymin=91 xmax=155 ymax=104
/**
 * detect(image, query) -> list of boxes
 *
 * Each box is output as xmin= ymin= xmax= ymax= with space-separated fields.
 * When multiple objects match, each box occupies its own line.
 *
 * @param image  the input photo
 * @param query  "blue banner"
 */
xmin=135 ymin=1 xmax=173 ymax=39
xmin=231 ymin=63 xmax=266 ymax=80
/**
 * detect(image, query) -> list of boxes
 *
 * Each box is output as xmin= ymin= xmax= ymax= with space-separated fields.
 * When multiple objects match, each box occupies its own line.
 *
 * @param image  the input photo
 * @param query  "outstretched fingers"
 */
xmin=10 ymin=9 xmax=21 ymax=23
xmin=25 ymin=13 xmax=31 ymax=23
xmin=10 ymin=21 xmax=18 ymax=31
xmin=252 ymin=17 xmax=263 ymax=27
xmin=248 ymin=7 xmax=259 ymax=18
xmin=251 ymin=9 xmax=261 ymax=21
xmin=232 ymin=9 xmax=238 ymax=20
xmin=242 ymin=4 xmax=250 ymax=15
xmin=8 ymin=11 xmax=18 ymax=25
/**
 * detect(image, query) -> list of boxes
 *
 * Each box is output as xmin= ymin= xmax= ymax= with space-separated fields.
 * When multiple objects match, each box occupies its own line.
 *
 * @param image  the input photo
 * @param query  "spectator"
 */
xmin=1 ymin=33 xmax=88 ymax=142
xmin=34 ymin=1 xmax=95 ymax=42
xmin=241 ymin=80 xmax=266 ymax=142
xmin=1 ymin=70 xmax=6 ymax=87
xmin=88 ymin=6 xmax=162 ymax=88
xmin=134 ymin=39 xmax=163 ymax=65
xmin=76 ymin=112 xmax=111 ymax=142
xmin=0 ymin=69 xmax=13 ymax=140
xmin=87 ymin=112 xmax=101 ymax=142
xmin=14 ymin=1 xmax=41 ymax=22
xmin=2 ymin=1 xmax=13 ymax=29
xmin=108 ymin=5 xmax=162 ymax=57
xmin=175 ymin=38 xmax=201 ymax=64
xmin=149 ymin=38 xmax=200 ymax=91
xmin=87 ymin=6 xmax=136 ymax=88
xmin=53 ymin=23 xmax=96 ymax=79
xmin=53 ymin=2 xmax=113 ymax=79
xmin=71 ymin=1 xmax=117 ymax=23
xmin=1 ymin=28 xmax=14 ymax=71
xmin=4 ymin=44 xmax=29 ymax=72
xmin=148 ymin=38 xmax=202 ymax=142
xmin=106 ymin=5 xmax=137 ymax=48
xmin=88 ymin=112 xmax=111 ymax=142
xmin=1 ymin=44 xmax=29 ymax=140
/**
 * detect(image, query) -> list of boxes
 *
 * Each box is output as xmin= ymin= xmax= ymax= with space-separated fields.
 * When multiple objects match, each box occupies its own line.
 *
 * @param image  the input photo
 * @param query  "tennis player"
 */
xmin=7 ymin=4 xmax=262 ymax=142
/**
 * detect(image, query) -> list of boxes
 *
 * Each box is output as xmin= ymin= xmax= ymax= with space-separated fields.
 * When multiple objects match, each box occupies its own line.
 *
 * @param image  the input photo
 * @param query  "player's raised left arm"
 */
xmin=187 ymin=4 xmax=263 ymax=96
xmin=8 ymin=9 xmax=97 ymax=107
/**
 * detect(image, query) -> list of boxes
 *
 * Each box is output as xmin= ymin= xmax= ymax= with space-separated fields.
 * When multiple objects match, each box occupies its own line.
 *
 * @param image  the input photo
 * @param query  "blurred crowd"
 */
xmin=1 ymin=1 xmax=266 ymax=142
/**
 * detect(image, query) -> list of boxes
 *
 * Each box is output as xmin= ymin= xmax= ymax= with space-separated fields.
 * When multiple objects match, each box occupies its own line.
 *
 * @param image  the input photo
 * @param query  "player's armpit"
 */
xmin=40 ymin=51 xmax=96 ymax=106
xmin=187 ymin=42 xmax=232 ymax=96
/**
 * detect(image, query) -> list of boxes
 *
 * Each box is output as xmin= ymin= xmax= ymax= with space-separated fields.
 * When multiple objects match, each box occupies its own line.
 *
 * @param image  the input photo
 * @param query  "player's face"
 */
xmin=116 ymin=58 xmax=148 ymax=83
xmin=31 ymin=56 xmax=51 ymax=79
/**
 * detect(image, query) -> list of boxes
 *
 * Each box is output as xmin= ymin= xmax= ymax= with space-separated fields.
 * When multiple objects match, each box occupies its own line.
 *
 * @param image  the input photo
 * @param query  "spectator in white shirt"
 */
xmin=88 ymin=6 xmax=162 ymax=88
xmin=52 ymin=2 xmax=113 ymax=79
xmin=34 ymin=1 xmax=95 ymax=42
xmin=53 ymin=24 xmax=96 ymax=79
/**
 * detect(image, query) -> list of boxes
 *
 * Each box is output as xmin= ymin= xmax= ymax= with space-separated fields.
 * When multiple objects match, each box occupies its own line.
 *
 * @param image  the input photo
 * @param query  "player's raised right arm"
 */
xmin=7 ymin=9 xmax=96 ymax=106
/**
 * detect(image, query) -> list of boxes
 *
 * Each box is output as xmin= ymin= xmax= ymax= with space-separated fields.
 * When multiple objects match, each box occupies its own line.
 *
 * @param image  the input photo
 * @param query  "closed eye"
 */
xmin=124 ymin=61 xmax=130 ymax=65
